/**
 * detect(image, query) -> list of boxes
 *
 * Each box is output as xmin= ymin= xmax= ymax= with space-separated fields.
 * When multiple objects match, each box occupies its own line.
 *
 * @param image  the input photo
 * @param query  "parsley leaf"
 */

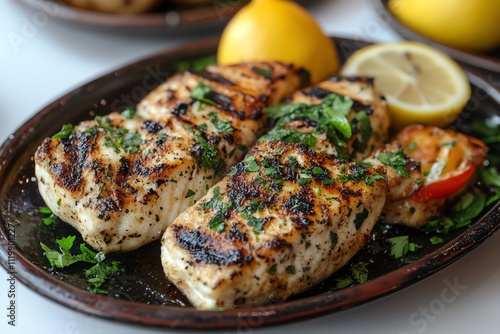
xmin=330 ymin=231 xmax=338 ymax=249
xmin=190 ymin=81 xmax=216 ymax=105
xmin=262 ymin=94 xmax=354 ymax=150
xmin=86 ymin=116 xmax=142 ymax=155
xmin=430 ymin=236 xmax=444 ymax=245
xmin=86 ymin=259 xmax=121 ymax=294
xmin=251 ymin=66 xmax=272 ymax=79
xmin=208 ymin=112 xmax=234 ymax=133
xmin=244 ymin=155 xmax=260 ymax=172
xmin=376 ymin=149 xmax=410 ymax=177
xmin=332 ymin=261 xmax=369 ymax=290
xmin=387 ymin=235 xmax=421 ymax=259
xmin=286 ymin=265 xmax=296 ymax=275
xmin=259 ymin=128 xmax=318 ymax=148
xmin=208 ymin=209 xmax=227 ymax=233
xmin=267 ymin=264 xmax=277 ymax=275
xmin=354 ymin=111 xmax=372 ymax=153
xmin=186 ymin=127 xmax=225 ymax=176
xmin=185 ymin=189 xmax=196 ymax=198
xmin=354 ymin=209 xmax=368 ymax=229
xmin=41 ymin=236 xmax=122 ymax=294
xmin=121 ymin=107 xmax=135 ymax=119
xmin=175 ymin=54 xmax=217 ymax=72
xmin=52 ymin=124 xmax=75 ymax=139
xmin=120 ymin=132 xmax=142 ymax=154
xmin=39 ymin=206 xmax=57 ymax=226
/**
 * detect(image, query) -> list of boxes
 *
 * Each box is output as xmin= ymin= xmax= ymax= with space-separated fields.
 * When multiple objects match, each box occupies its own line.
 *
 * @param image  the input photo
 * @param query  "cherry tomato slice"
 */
xmin=412 ymin=165 xmax=476 ymax=202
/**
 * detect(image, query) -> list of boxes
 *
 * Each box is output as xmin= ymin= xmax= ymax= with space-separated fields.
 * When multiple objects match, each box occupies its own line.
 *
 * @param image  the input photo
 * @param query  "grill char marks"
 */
xmin=161 ymin=139 xmax=389 ymax=310
xmin=160 ymin=77 xmax=391 ymax=310
xmin=173 ymin=225 xmax=252 ymax=267
xmin=34 ymin=61 xmax=306 ymax=254
xmin=190 ymin=69 xmax=236 ymax=87
xmin=302 ymin=86 xmax=332 ymax=99
xmin=41 ymin=131 xmax=95 ymax=193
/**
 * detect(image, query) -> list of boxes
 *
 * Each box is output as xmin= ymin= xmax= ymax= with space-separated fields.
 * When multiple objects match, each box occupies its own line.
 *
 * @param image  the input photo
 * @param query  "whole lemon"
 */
xmin=217 ymin=0 xmax=338 ymax=83
xmin=389 ymin=0 xmax=500 ymax=52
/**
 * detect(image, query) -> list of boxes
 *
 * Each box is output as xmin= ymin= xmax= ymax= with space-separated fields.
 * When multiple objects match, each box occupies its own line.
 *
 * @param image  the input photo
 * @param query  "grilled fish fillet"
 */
xmin=161 ymin=77 xmax=390 ymax=309
xmin=161 ymin=141 xmax=388 ymax=309
xmin=34 ymin=62 xmax=304 ymax=253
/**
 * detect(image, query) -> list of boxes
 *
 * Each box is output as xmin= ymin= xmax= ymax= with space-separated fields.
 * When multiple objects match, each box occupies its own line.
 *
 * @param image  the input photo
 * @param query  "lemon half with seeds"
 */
xmin=340 ymin=42 xmax=470 ymax=130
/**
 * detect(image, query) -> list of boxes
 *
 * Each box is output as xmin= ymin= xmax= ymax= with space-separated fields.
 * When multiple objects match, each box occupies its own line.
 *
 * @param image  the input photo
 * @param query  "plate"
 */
xmin=373 ymin=0 xmax=500 ymax=73
xmin=16 ymin=0 xmax=248 ymax=34
xmin=0 ymin=36 xmax=499 ymax=329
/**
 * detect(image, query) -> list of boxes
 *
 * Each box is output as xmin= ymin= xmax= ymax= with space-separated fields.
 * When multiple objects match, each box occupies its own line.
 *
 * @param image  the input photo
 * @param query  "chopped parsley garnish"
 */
xmin=52 ymin=124 xmax=75 ymax=139
xmin=202 ymin=187 xmax=231 ymax=233
xmin=208 ymin=210 xmax=227 ymax=233
xmin=387 ymin=235 xmax=420 ymax=259
xmin=85 ymin=116 xmax=142 ymax=155
xmin=208 ymin=112 xmax=234 ymax=133
xmin=190 ymin=81 xmax=216 ymax=105
xmin=259 ymin=128 xmax=318 ymax=147
xmin=121 ymin=107 xmax=135 ymax=119
xmin=185 ymin=126 xmax=225 ymax=176
xmin=297 ymin=177 xmax=312 ymax=185
xmin=353 ymin=111 xmax=372 ymax=153
xmin=246 ymin=216 xmax=266 ymax=233
xmin=175 ymin=54 xmax=217 ymax=72
xmin=430 ymin=236 xmax=444 ymax=245
xmin=330 ymin=231 xmax=338 ymax=249
xmin=286 ymin=265 xmax=296 ymax=275
xmin=202 ymin=186 xmax=224 ymax=210
xmin=185 ymin=189 xmax=196 ymax=198
xmin=387 ymin=235 xmax=409 ymax=259
xmin=338 ymin=163 xmax=368 ymax=183
xmin=267 ymin=264 xmax=277 ymax=276
xmin=353 ymin=209 xmax=368 ymax=229
xmin=332 ymin=261 xmax=369 ymax=290
xmin=39 ymin=206 xmax=57 ymax=226
xmin=372 ymin=174 xmax=386 ymax=181
xmin=351 ymin=262 xmax=369 ymax=284
xmin=40 ymin=236 xmax=121 ymax=294
xmin=376 ymin=149 xmax=410 ymax=177
xmin=251 ymin=66 xmax=273 ymax=79
xmin=260 ymin=94 xmax=354 ymax=150
xmin=120 ymin=132 xmax=142 ymax=154
xmin=238 ymin=199 xmax=266 ymax=233
xmin=406 ymin=142 xmax=417 ymax=151
xmin=448 ymin=190 xmax=486 ymax=227
xmin=244 ymin=155 xmax=260 ymax=172
xmin=312 ymin=166 xmax=327 ymax=175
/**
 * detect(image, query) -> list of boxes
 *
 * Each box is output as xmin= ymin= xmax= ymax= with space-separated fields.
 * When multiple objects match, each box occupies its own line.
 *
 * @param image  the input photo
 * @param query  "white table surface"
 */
xmin=1 ymin=0 xmax=499 ymax=333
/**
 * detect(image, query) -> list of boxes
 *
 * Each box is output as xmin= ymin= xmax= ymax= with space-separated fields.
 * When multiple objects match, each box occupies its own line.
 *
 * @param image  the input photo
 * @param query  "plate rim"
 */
xmin=373 ymin=0 xmax=500 ymax=73
xmin=1 ymin=36 xmax=499 ymax=329
xmin=15 ymin=0 xmax=244 ymax=30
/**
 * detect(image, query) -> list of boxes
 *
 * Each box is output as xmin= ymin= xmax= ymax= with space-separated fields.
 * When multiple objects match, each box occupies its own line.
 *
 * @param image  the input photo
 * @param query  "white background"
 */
xmin=1 ymin=0 xmax=499 ymax=333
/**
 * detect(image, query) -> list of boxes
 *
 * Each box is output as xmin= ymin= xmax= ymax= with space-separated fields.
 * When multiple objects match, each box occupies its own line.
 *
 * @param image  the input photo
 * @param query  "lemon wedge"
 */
xmin=340 ymin=42 xmax=470 ymax=130
xmin=217 ymin=0 xmax=338 ymax=84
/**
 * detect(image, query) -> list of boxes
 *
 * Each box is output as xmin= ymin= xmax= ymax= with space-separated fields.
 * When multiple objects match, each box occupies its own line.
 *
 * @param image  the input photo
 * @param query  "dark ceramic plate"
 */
xmin=373 ymin=0 xmax=500 ymax=73
xmin=16 ymin=0 xmax=248 ymax=34
xmin=0 ymin=36 xmax=499 ymax=329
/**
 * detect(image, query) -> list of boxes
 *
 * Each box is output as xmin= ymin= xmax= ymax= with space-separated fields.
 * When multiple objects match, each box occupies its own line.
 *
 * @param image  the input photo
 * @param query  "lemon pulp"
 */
xmin=341 ymin=42 xmax=471 ymax=130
